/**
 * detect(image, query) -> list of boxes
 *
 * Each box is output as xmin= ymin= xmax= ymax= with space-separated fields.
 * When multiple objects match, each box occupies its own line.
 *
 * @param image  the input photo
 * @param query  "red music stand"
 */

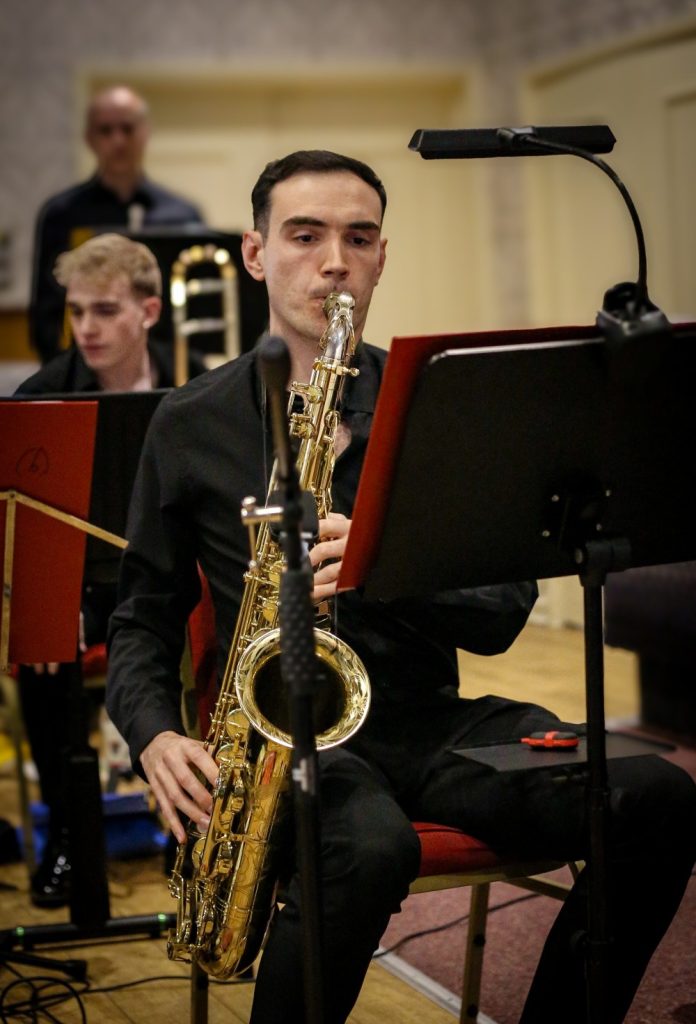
xmin=0 ymin=401 xmax=103 ymax=668
xmin=0 ymin=399 xmax=173 ymax=975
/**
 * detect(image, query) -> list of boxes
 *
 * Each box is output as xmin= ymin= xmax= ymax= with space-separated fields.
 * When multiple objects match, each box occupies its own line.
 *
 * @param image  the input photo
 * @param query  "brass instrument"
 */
xmin=167 ymin=291 xmax=371 ymax=979
xmin=170 ymin=244 xmax=240 ymax=385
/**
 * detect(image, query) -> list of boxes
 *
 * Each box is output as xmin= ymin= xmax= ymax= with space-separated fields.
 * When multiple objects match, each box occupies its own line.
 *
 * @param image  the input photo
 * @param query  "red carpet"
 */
xmin=381 ymin=740 xmax=696 ymax=1024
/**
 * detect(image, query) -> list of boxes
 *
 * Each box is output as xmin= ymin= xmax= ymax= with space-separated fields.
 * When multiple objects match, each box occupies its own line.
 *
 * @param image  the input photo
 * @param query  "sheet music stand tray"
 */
xmin=0 ymin=398 xmax=175 ymax=973
xmin=340 ymin=321 xmax=696 ymax=1021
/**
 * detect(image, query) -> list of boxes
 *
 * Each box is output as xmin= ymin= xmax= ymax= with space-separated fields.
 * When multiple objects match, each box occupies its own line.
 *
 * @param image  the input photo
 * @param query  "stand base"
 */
xmin=0 ymin=912 xmax=176 ymax=953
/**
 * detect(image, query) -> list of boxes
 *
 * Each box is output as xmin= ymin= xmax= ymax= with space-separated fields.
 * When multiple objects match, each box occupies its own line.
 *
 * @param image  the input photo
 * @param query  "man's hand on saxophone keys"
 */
xmin=140 ymin=729 xmax=219 ymax=842
xmin=309 ymin=512 xmax=352 ymax=602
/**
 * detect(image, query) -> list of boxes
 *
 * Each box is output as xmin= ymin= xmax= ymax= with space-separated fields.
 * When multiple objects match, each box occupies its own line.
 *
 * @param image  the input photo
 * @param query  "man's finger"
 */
xmin=187 ymin=744 xmax=221 ymax=788
xmin=155 ymin=791 xmax=187 ymax=842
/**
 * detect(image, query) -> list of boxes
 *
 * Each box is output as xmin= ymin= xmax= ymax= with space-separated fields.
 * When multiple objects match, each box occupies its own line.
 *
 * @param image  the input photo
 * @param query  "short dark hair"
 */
xmin=251 ymin=150 xmax=387 ymax=237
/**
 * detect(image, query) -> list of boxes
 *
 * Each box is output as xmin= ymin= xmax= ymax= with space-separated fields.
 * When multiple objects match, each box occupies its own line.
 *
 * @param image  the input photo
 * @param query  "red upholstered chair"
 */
xmin=407 ymin=823 xmax=573 ymax=1022
xmin=181 ymin=571 xmax=218 ymax=738
xmin=184 ymin=579 xmax=574 ymax=1024
xmin=81 ymin=641 xmax=108 ymax=682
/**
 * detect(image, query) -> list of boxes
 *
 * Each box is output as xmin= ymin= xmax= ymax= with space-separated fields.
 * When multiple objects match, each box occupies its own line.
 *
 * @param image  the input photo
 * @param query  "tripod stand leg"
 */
xmin=580 ymin=558 xmax=615 ymax=1024
xmin=65 ymin=742 xmax=111 ymax=925
xmin=61 ymin=660 xmax=111 ymax=925
xmin=0 ymin=949 xmax=87 ymax=981
xmin=191 ymin=961 xmax=209 ymax=1024
xmin=0 ymin=669 xmax=36 ymax=872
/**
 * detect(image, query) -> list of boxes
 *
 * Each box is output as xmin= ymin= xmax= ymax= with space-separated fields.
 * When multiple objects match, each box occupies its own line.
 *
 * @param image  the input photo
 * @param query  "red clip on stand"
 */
xmin=521 ymin=731 xmax=580 ymax=750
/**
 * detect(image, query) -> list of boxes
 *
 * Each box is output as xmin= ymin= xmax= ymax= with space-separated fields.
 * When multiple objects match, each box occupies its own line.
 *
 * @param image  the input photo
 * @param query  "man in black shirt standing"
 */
xmin=106 ymin=150 xmax=696 ymax=1024
xmin=30 ymin=85 xmax=203 ymax=363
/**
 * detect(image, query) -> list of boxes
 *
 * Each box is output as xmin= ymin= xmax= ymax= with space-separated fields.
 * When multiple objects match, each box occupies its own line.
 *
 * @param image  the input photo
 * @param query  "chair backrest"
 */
xmin=82 ymin=642 xmax=108 ymax=680
xmin=186 ymin=569 xmax=218 ymax=735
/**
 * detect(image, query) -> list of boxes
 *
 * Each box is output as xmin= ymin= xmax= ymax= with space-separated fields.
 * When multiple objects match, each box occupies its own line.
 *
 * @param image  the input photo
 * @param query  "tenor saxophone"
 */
xmin=167 ymin=291 xmax=371 ymax=979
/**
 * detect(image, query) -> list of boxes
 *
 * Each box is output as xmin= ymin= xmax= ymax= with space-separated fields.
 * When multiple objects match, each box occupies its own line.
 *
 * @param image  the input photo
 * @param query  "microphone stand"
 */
xmin=259 ymin=336 xmax=325 ymax=1024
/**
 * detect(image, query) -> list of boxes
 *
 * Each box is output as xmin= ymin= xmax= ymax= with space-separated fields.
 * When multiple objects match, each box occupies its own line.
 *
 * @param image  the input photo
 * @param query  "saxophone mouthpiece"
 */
xmin=323 ymin=291 xmax=355 ymax=319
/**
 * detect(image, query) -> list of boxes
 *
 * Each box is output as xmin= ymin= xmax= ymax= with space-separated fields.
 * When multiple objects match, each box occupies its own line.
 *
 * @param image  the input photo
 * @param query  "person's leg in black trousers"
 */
xmin=518 ymin=755 xmax=696 ymax=1024
xmin=17 ymin=583 xmax=117 ymax=906
xmin=17 ymin=663 xmax=73 ymax=905
xmin=249 ymin=747 xmax=421 ymax=1024
xmin=407 ymin=697 xmax=696 ymax=1024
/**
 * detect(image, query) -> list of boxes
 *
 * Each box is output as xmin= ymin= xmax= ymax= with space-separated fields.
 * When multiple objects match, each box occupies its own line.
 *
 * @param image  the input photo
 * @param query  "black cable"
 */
xmin=84 ymin=972 xmax=254 ymax=994
xmin=0 ymin=967 xmax=254 ymax=1023
xmin=0 ymin=975 xmax=87 ymax=1024
xmin=373 ymin=890 xmax=540 ymax=959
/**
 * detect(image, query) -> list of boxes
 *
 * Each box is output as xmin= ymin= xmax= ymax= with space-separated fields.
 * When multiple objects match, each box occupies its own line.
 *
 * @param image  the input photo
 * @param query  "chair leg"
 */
xmin=191 ymin=961 xmax=209 ymax=1024
xmin=460 ymin=882 xmax=490 ymax=1023
xmin=0 ymin=671 xmax=36 ymax=872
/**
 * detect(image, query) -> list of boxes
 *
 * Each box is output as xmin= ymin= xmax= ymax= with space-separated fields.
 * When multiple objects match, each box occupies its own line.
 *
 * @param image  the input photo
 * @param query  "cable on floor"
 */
xmin=372 ymin=891 xmax=540 ymax=959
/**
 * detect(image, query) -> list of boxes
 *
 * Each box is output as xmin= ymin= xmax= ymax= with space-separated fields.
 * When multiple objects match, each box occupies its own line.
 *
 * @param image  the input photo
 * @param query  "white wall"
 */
xmin=3 ymin=0 xmax=696 ymax=323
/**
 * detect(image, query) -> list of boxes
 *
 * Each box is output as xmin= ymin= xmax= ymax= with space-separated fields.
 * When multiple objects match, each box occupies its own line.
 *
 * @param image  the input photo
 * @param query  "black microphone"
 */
xmin=258 ymin=335 xmax=293 ymax=484
xmin=409 ymin=125 xmax=616 ymax=159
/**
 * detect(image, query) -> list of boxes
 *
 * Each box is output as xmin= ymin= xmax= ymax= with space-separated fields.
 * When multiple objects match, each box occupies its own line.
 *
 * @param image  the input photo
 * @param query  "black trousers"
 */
xmin=17 ymin=582 xmax=116 ymax=844
xmin=249 ymin=691 xmax=696 ymax=1024
xmin=18 ymin=662 xmax=82 ymax=842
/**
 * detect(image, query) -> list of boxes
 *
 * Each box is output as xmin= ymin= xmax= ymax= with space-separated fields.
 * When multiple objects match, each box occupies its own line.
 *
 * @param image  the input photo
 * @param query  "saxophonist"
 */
xmin=106 ymin=150 xmax=696 ymax=1024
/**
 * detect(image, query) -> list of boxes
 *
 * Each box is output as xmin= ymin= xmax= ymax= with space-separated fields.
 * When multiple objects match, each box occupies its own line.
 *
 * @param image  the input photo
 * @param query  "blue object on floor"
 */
xmin=22 ymin=792 xmax=167 ymax=861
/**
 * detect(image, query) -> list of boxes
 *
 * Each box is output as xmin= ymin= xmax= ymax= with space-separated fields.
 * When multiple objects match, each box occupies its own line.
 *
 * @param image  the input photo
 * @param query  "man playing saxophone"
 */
xmin=106 ymin=150 xmax=696 ymax=1024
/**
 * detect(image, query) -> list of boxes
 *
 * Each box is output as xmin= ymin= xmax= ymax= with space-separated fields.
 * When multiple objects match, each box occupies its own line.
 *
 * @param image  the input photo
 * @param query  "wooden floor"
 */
xmin=0 ymin=624 xmax=640 ymax=1023
xmin=458 ymin=620 xmax=640 ymax=723
xmin=0 ymin=856 xmax=454 ymax=1023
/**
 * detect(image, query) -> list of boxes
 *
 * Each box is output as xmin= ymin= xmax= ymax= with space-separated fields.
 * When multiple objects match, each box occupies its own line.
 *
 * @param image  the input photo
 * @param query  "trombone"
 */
xmin=170 ymin=244 xmax=240 ymax=385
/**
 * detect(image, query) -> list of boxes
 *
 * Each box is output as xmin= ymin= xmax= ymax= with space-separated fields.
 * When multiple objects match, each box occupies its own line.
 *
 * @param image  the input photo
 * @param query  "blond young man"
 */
xmin=21 ymin=233 xmax=204 ymax=394
xmin=16 ymin=232 xmax=205 ymax=906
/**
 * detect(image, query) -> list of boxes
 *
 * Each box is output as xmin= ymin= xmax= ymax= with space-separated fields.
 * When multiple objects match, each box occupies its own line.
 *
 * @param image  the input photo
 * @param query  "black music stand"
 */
xmin=0 ymin=393 xmax=175 ymax=972
xmin=340 ymin=321 xmax=696 ymax=1022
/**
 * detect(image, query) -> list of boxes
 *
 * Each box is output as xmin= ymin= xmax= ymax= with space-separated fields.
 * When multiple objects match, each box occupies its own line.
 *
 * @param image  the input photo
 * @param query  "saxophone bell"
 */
xmin=235 ymin=626 xmax=370 ymax=750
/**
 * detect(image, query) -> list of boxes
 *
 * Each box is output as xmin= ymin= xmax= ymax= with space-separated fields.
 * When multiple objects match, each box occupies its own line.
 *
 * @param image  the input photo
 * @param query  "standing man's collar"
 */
xmin=89 ymin=174 xmax=155 ymax=209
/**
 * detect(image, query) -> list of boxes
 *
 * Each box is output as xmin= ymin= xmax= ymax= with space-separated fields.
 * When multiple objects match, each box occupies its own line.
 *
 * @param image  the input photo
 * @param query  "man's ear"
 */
xmin=142 ymin=295 xmax=162 ymax=329
xmin=375 ymin=237 xmax=387 ymax=286
xmin=241 ymin=230 xmax=266 ymax=282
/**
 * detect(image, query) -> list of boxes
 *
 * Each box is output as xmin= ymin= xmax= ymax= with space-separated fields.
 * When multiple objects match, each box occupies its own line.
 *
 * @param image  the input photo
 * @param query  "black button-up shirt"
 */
xmin=15 ymin=339 xmax=205 ymax=394
xmin=106 ymin=341 xmax=537 ymax=770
